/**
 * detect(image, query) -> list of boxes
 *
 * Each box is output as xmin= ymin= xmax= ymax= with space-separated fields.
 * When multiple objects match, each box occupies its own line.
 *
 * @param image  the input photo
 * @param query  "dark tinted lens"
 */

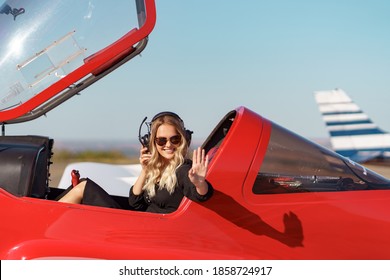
xmin=155 ymin=137 xmax=167 ymax=146
xmin=170 ymin=135 xmax=181 ymax=145
xmin=155 ymin=135 xmax=181 ymax=146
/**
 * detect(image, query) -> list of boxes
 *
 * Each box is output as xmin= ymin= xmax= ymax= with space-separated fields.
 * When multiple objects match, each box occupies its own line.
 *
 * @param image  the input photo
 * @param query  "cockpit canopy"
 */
xmin=203 ymin=108 xmax=390 ymax=194
xmin=0 ymin=0 xmax=155 ymax=124
xmin=257 ymin=122 xmax=390 ymax=193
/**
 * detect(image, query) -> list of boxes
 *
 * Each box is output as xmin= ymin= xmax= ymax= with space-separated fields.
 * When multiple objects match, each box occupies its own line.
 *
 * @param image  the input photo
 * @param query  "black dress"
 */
xmin=57 ymin=160 xmax=213 ymax=213
xmin=128 ymin=160 xmax=213 ymax=213
xmin=55 ymin=178 xmax=122 ymax=209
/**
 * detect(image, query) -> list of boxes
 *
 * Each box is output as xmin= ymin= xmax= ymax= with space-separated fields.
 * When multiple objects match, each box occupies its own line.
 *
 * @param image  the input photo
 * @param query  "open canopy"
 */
xmin=0 ymin=0 xmax=156 ymax=124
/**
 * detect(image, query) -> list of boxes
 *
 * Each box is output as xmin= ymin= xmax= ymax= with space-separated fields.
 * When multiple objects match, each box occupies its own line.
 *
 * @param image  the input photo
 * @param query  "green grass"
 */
xmin=52 ymin=149 xmax=138 ymax=164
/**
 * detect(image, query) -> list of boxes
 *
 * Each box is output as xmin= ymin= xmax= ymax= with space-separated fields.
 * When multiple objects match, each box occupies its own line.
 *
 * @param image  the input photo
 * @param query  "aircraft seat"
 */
xmin=0 ymin=136 xmax=53 ymax=198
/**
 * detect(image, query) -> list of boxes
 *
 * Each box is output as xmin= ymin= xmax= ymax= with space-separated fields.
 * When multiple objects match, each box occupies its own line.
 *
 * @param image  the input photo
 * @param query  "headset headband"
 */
xmin=151 ymin=111 xmax=184 ymax=124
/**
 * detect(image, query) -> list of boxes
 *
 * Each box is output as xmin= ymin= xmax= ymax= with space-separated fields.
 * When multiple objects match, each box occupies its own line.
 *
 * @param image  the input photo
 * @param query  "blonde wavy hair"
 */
xmin=143 ymin=114 xmax=189 ymax=197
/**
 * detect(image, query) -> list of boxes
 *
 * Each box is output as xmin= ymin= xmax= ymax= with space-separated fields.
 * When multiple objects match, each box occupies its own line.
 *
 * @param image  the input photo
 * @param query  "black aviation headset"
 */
xmin=138 ymin=111 xmax=193 ymax=149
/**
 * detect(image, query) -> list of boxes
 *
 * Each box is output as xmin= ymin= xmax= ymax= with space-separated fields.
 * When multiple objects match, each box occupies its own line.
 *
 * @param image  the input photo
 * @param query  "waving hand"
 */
xmin=188 ymin=147 xmax=209 ymax=195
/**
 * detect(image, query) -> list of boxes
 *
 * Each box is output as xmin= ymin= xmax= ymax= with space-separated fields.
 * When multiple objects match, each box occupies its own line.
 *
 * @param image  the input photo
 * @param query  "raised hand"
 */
xmin=132 ymin=146 xmax=152 ymax=196
xmin=139 ymin=146 xmax=151 ymax=170
xmin=188 ymin=148 xmax=209 ymax=194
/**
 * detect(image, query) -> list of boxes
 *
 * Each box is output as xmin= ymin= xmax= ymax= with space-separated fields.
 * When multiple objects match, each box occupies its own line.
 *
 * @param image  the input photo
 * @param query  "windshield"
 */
xmin=0 ymin=0 xmax=154 ymax=123
xmin=254 ymin=122 xmax=390 ymax=194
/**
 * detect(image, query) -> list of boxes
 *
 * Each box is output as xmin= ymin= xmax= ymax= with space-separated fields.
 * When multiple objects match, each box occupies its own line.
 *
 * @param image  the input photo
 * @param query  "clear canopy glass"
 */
xmin=0 ymin=0 xmax=153 ymax=123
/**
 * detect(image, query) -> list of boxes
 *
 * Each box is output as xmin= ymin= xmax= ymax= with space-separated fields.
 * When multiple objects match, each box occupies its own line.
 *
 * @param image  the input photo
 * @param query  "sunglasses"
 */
xmin=155 ymin=135 xmax=182 ymax=146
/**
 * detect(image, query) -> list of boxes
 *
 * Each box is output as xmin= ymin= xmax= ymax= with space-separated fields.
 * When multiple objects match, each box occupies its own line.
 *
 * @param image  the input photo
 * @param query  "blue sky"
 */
xmin=6 ymin=0 xmax=390 ymax=144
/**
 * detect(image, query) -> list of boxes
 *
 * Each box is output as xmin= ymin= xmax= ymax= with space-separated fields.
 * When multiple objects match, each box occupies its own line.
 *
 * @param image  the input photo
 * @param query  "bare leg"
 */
xmin=58 ymin=181 xmax=87 ymax=204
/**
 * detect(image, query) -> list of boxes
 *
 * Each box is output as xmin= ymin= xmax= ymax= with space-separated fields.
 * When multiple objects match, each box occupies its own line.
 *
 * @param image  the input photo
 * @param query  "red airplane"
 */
xmin=1 ymin=0 xmax=390 ymax=260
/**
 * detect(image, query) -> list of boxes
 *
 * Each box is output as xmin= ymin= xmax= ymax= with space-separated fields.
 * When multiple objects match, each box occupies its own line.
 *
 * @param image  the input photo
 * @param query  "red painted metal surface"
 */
xmin=1 ymin=107 xmax=390 ymax=259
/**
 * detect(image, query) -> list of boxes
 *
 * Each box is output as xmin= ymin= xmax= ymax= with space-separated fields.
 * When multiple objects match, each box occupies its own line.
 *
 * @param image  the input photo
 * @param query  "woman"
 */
xmin=57 ymin=112 xmax=213 ymax=213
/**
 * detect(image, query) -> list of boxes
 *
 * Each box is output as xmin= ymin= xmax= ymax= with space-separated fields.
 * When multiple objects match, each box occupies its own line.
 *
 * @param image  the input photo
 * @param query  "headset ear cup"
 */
xmin=141 ymin=133 xmax=150 ymax=148
xmin=185 ymin=129 xmax=193 ymax=146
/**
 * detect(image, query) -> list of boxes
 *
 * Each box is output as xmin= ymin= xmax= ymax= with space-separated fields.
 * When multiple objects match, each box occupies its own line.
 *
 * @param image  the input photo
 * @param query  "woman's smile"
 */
xmin=156 ymin=124 xmax=180 ymax=160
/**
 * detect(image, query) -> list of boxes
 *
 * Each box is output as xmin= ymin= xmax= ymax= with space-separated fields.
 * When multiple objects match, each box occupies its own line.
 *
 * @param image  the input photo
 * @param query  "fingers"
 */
xmin=140 ymin=146 xmax=149 ymax=155
xmin=192 ymin=147 xmax=198 ymax=163
xmin=202 ymin=148 xmax=209 ymax=169
xmin=139 ymin=146 xmax=151 ymax=166
xmin=189 ymin=148 xmax=209 ymax=185
xmin=192 ymin=147 xmax=208 ymax=167
xmin=193 ymin=147 xmax=201 ymax=164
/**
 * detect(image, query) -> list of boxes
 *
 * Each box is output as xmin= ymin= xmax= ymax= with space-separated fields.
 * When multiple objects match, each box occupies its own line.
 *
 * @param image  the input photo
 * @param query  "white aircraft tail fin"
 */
xmin=314 ymin=89 xmax=390 ymax=162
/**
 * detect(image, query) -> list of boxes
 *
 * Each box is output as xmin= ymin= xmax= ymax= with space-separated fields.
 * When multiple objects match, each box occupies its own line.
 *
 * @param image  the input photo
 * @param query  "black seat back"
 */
xmin=0 ymin=136 xmax=53 ymax=198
